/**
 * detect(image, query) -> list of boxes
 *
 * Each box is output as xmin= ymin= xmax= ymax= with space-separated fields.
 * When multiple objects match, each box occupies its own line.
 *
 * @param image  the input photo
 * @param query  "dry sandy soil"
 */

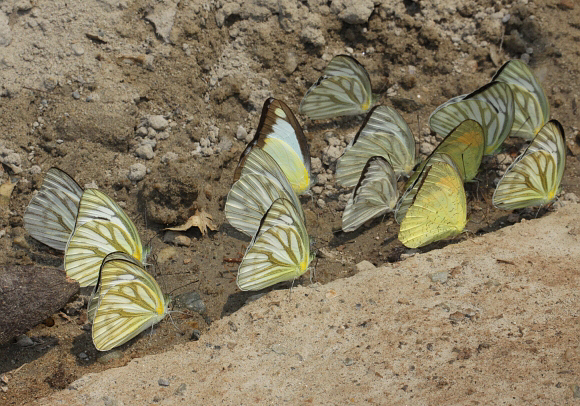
xmin=0 ymin=0 xmax=579 ymax=404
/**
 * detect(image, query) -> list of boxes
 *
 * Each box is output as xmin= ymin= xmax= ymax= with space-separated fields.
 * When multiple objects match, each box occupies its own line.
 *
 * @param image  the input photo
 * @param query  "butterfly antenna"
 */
xmin=499 ymin=25 xmax=505 ymax=54
xmin=166 ymin=312 xmax=184 ymax=335
xmin=166 ymin=278 xmax=200 ymax=296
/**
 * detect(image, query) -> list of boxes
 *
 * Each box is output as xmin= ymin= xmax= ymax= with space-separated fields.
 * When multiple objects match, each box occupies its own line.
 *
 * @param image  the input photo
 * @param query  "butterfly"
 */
xmin=234 ymin=98 xmax=313 ymax=195
xmin=88 ymin=251 xmax=169 ymax=351
xmin=398 ymin=157 xmax=467 ymax=248
xmin=493 ymin=120 xmax=565 ymax=210
xmin=409 ymin=119 xmax=485 ymax=184
xmin=336 ymin=105 xmax=416 ymax=187
xmin=299 ymin=55 xmax=378 ymax=120
xmin=237 ymin=198 xmax=312 ymax=291
xmin=64 ymin=189 xmax=146 ymax=287
xmin=226 ymin=149 xmax=303 ymax=237
xmin=492 ymin=59 xmax=550 ymax=140
xmin=429 ymin=81 xmax=515 ymax=155
xmin=342 ymin=156 xmax=398 ymax=233
xmin=23 ymin=168 xmax=83 ymax=251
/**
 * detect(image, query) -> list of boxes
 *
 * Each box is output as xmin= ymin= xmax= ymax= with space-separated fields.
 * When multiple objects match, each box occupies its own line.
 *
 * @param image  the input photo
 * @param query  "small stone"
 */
xmin=235 ymin=125 xmax=248 ymax=141
xmin=420 ymin=142 xmax=435 ymax=156
xmin=16 ymin=335 xmax=34 ymax=347
xmin=148 ymin=115 xmax=169 ymax=131
xmin=191 ymin=329 xmax=201 ymax=341
xmin=343 ymin=358 xmax=354 ymax=366
xmin=161 ymin=152 xmax=178 ymax=164
xmin=72 ymin=91 xmax=80 ymax=99
xmin=331 ymin=0 xmax=374 ymax=24
xmin=449 ymin=311 xmax=465 ymax=322
xmin=312 ymin=186 xmax=323 ymax=194
xmin=30 ymin=165 xmax=42 ymax=175
xmin=356 ymin=260 xmax=376 ymax=272
xmin=13 ymin=235 xmax=30 ymax=250
xmin=127 ymin=163 xmax=147 ymax=182
xmin=71 ymin=44 xmax=85 ymax=56
xmin=158 ymin=378 xmax=170 ymax=387
xmin=558 ymin=0 xmax=574 ymax=10
xmin=507 ymin=212 xmax=520 ymax=223
xmin=78 ymin=352 xmax=89 ymax=360
xmin=311 ymin=157 xmax=323 ymax=173
xmin=174 ymin=235 xmax=191 ymax=247
xmin=174 ymin=383 xmax=187 ymax=396
xmin=97 ymin=350 xmax=122 ymax=364
xmin=157 ymin=247 xmax=178 ymax=265
xmin=317 ymin=198 xmax=326 ymax=209
xmin=284 ymin=52 xmax=298 ymax=75
xmin=429 ymin=271 xmax=449 ymax=283
xmin=136 ymin=144 xmax=155 ymax=160
xmin=136 ymin=126 xmax=148 ymax=137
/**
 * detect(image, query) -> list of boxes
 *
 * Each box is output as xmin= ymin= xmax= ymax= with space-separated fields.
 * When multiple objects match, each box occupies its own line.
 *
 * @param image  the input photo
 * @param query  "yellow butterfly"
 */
xmin=23 ymin=168 xmax=83 ymax=251
xmin=89 ymin=251 xmax=169 ymax=351
xmin=299 ymin=55 xmax=378 ymax=120
xmin=398 ymin=157 xmax=467 ymax=248
xmin=237 ymin=198 xmax=312 ymax=291
xmin=336 ymin=105 xmax=416 ymax=186
xmin=235 ymin=98 xmax=312 ymax=195
xmin=493 ymin=120 xmax=565 ymax=209
xmin=64 ymin=189 xmax=146 ymax=287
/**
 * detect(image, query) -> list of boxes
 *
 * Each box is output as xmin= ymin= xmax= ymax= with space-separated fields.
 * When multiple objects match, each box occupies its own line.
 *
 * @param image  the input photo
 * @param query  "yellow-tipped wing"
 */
xmin=398 ymin=159 xmax=467 ymax=248
xmin=23 ymin=168 xmax=83 ymax=251
xmin=299 ymin=55 xmax=377 ymax=120
xmin=342 ymin=156 xmax=398 ymax=233
xmin=336 ymin=105 xmax=416 ymax=186
xmin=91 ymin=252 xmax=168 ymax=351
xmin=235 ymin=98 xmax=312 ymax=195
xmin=237 ymin=198 xmax=311 ymax=291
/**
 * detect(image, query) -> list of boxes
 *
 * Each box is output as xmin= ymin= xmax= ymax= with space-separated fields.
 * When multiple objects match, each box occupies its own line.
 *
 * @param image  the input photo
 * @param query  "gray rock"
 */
xmin=0 ymin=146 xmax=22 ymax=173
xmin=191 ymin=329 xmax=201 ymax=341
xmin=301 ymin=26 xmax=325 ymax=47
xmin=174 ymin=291 xmax=206 ymax=314
xmin=429 ymin=271 xmax=449 ymax=284
xmin=0 ymin=12 xmax=12 ymax=47
xmin=217 ymin=138 xmax=233 ymax=152
xmin=146 ymin=1 xmax=178 ymax=43
xmin=331 ymin=0 xmax=374 ymax=24
xmin=158 ymin=378 xmax=170 ymax=387
xmin=97 ymin=350 xmax=122 ymax=364
xmin=235 ymin=125 xmax=248 ymax=141
xmin=135 ymin=144 xmax=155 ymax=160
xmin=30 ymin=165 xmax=42 ymax=175
xmin=311 ymin=157 xmax=323 ymax=173
xmin=322 ymin=145 xmax=343 ymax=165
xmin=356 ymin=260 xmax=376 ymax=272
xmin=419 ymin=142 xmax=435 ymax=156
xmin=136 ymin=126 xmax=148 ymax=137
xmin=72 ymin=91 xmax=80 ymax=99
xmin=127 ymin=163 xmax=147 ymax=182
xmin=284 ymin=52 xmax=298 ymax=75
xmin=16 ymin=334 xmax=34 ymax=347
xmin=71 ymin=43 xmax=85 ymax=56
xmin=208 ymin=125 xmax=220 ymax=143
xmin=148 ymin=115 xmax=169 ymax=131
xmin=78 ymin=352 xmax=89 ymax=360
xmin=161 ymin=152 xmax=178 ymax=164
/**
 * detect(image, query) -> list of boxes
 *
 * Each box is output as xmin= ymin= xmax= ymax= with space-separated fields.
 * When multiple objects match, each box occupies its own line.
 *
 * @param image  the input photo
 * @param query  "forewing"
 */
xmin=23 ymin=168 xmax=83 ymax=251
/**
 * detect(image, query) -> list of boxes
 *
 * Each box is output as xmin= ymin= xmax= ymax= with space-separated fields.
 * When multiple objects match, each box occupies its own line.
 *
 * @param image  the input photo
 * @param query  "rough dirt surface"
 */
xmin=0 ymin=0 xmax=579 ymax=404
xmin=36 ymin=204 xmax=580 ymax=405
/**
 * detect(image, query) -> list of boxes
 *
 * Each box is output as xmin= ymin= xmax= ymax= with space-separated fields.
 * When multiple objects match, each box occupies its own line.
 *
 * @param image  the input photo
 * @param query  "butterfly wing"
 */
xmin=342 ymin=156 xmax=398 ymax=232
xmin=23 ymin=168 xmax=83 ymax=251
xmin=64 ymin=219 xmax=144 ymax=287
xmin=91 ymin=253 xmax=167 ymax=351
xmin=235 ymin=99 xmax=312 ymax=195
xmin=493 ymin=59 xmax=549 ymax=139
xmin=398 ymin=159 xmax=467 ymax=248
xmin=237 ymin=198 xmax=311 ymax=291
xmin=299 ymin=55 xmax=375 ymax=120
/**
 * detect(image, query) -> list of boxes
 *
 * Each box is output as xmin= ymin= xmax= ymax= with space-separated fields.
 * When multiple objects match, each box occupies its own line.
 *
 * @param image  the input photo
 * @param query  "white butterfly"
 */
xmin=336 ymin=105 xmax=416 ymax=187
xmin=64 ymin=189 xmax=146 ymax=287
xmin=342 ymin=156 xmax=398 ymax=233
xmin=89 ymin=251 xmax=169 ymax=351
xmin=299 ymin=55 xmax=378 ymax=120
xmin=237 ymin=198 xmax=312 ymax=291
xmin=23 ymin=168 xmax=83 ymax=251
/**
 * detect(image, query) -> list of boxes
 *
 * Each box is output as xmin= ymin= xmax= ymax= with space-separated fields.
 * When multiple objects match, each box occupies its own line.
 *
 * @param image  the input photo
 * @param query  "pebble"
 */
xmin=174 ymin=235 xmax=191 ymax=247
xmin=157 ymin=247 xmax=178 ymax=265
xmin=78 ymin=352 xmax=89 ymax=360
xmin=317 ymin=198 xmax=326 ymax=209
xmin=136 ymin=126 xmax=148 ymax=137
xmin=507 ymin=212 xmax=520 ymax=223
xmin=136 ymin=144 xmax=155 ymax=160
xmin=355 ymin=260 xmax=376 ymax=272
xmin=175 ymin=291 xmax=206 ymax=314
xmin=311 ymin=157 xmax=323 ymax=173
xmin=148 ymin=115 xmax=169 ymax=131
xmin=158 ymin=378 xmax=170 ymax=387
xmin=343 ymin=358 xmax=354 ymax=366
xmin=127 ymin=163 xmax=147 ymax=182
xmin=97 ymin=351 xmax=122 ymax=364
xmin=71 ymin=44 xmax=84 ymax=56
xmin=16 ymin=334 xmax=34 ymax=347
xmin=429 ymin=271 xmax=449 ymax=283
xmin=30 ymin=165 xmax=42 ymax=175
xmin=72 ymin=91 xmax=80 ymax=99
xmin=191 ymin=329 xmax=201 ymax=341
xmin=283 ymin=52 xmax=298 ymax=75
xmin=449 ymin=311 xmax=465 ymax=322
xmin=161 ymin=152 xmax=178 ymax=164
xmin=235 ymin=125 xmax=248 ymax=141
xmin=419 ymin=142 xmax=435 ymax=155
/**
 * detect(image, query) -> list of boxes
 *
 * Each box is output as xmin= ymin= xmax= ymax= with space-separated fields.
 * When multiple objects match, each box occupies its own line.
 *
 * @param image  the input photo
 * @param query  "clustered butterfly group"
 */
xmin=22 ymin=55 xmax=565 ymax=351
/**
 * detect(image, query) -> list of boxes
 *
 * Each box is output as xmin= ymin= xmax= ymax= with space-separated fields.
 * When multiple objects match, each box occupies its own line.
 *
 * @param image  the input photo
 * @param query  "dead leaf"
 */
xmin=0 ymin=179 xmax=16 ymax=209
xmin=165 ymin=209 xmax=217 ymax=236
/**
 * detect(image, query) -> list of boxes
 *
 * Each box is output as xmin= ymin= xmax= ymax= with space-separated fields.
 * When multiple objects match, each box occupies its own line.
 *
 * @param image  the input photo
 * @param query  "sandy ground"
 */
xmin=1 ymin=0 xmax=580 ymax=403
xmin=33 ymin=203 xmax=580 ymax=405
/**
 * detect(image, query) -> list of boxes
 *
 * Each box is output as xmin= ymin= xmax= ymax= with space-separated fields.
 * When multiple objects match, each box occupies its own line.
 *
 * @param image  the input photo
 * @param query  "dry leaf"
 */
xmin=165 ymin=209 xmax=217 ymax=236
xmin=0 ymin=179 xmax=16 ymax=209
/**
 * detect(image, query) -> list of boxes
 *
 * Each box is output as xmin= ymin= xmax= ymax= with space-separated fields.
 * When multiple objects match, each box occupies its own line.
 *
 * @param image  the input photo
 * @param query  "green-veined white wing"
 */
xmin=493 ymin=120 xmax=565 ymax=209
xmin=336 ymin=105 xmax=416 ymax=186
xmin=299 ymin=55 xmax=378 ymax=120
xmin=23 ymin=168 xmax=83 ymax=251
xmin=429 ymin=82 xmax=514 ymax=155
xmin=492 ymin=59 xmax=549 ymax=140
xmin=235 ymin=98 xmax=313 ymax=195
xmin=395 ymin=153 xmax=460 ymax=224
xmin=237 ymin=198 xmax=312 ymax=291
xmin=91 ymin=251 xmax=169 ymax=351
xmin=342 ymin=156 xmax=398 ymax=233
